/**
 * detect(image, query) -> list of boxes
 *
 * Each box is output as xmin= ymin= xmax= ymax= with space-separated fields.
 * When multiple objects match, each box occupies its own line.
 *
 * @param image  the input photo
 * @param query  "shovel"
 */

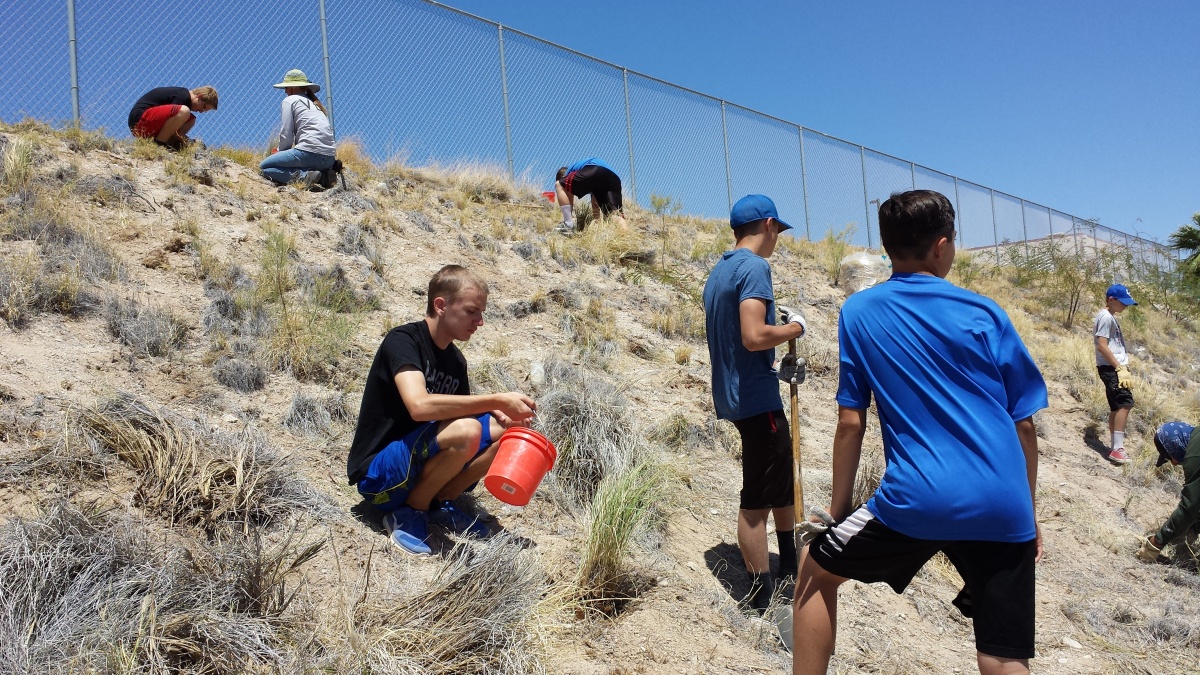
xmin=775 ymin=336 xmax=804 ymax=652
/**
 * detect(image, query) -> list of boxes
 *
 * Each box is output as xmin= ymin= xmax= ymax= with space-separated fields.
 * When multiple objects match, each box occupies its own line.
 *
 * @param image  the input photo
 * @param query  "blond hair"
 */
xmin=191 ymin=86 xmax=219 ymax=110
xmin=426 ymin=265 xmax=488 ymax=317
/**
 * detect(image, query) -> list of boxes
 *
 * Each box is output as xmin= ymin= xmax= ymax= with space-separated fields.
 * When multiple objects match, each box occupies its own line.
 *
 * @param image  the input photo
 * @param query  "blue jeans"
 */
xmin=260 ymin=148 xmax=335 ymax=185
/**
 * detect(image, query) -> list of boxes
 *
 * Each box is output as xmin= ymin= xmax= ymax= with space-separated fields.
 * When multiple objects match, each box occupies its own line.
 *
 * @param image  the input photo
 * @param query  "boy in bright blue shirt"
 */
xmin=792 ymin=190 xmax=1047 ymax=675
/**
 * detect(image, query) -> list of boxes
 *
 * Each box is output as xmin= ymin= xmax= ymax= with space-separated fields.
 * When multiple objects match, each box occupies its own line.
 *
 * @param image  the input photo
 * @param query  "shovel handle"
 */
xmin=788 ymin=338 xmax=804 ymax=526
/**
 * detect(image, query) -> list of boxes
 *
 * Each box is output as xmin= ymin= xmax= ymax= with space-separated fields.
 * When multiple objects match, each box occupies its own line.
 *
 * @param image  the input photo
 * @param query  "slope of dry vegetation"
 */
xmin=1 ymin=120 xmax=1199 ymax=674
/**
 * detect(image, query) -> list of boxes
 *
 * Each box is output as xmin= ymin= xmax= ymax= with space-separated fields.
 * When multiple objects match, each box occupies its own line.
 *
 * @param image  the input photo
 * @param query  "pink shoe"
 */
xmin=1108 ymin=447 xmax=1130 ymax=465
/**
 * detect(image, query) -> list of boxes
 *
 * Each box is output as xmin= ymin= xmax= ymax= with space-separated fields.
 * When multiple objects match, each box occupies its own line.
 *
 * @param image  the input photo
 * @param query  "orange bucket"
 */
xmin=485 ymin=427 xmax=558 ymax=506
xmin=541 ymin=190 xmax=556 ymax=204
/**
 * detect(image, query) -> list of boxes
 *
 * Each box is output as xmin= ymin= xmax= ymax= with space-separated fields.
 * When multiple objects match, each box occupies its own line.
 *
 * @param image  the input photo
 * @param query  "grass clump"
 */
xmin=535 ymin=360 xmax=646 ymax=508
xmin=79 ymin=393 xmax=330 ymax=532
xmin=358 ymin=534 xmax=546 ymax=674
xmin=295 ymin=263 xmax=380 ymax=313
xmin=576 ymin=461 xmax=666 ymax=608
xmin=104 ymin=296 xmax=188 ymax=357
xmin=212 ymin=355 xmax=267 ymax=393
xmin=1 ymin=135 xmax=35 ymax=194
xmin=0 ymin=502 xmax=322 ymax=674
xmin=282 ymin=390 xmax=350 ymax=436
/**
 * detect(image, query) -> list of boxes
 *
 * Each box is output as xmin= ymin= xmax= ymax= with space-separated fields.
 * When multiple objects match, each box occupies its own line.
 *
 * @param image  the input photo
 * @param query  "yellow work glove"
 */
xmin=1115 ymin=367 xmax=1134 ymax=389
xmin=1135 ymin=533 xmax=1163 ymax=563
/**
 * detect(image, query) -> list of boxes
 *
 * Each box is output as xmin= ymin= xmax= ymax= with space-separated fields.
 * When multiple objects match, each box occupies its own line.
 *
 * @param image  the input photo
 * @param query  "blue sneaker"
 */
xmin=382 ymin=506 xmax=431 ymax=555
xmin=431 ymin=500 xmax=490 ymax=539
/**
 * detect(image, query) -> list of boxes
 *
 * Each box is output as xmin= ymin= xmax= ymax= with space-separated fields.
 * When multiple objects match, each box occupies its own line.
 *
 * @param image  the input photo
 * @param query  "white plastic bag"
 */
xmin=839 ymin=252 xmax=891 ymax=297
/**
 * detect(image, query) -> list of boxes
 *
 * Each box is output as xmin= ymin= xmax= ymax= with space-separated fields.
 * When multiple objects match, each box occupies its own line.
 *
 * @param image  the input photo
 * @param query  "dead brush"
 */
xmin=1 ymin=134 xmax=35 ymax=194
xmin=448 ymin=162 xmax=518 ymax=204
xmin=282 ymin=390 xmax=351 ymax=437
xmin=104 ymin=295 xmax=188 ymax=357
xmin=358 ymin=533 xmax=546 ymax=674
xmin=534 ymin=359 xmax=647 ymax=509
xmin=78 ymin=393 xmax=332 ymax=532
xmin=0 ymin=502 xmax=323 ymax=674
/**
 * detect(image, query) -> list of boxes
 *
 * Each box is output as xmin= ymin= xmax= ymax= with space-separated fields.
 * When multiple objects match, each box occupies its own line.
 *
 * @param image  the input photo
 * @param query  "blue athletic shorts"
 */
xmin=357 ymin=413 xmax=494 ymax=511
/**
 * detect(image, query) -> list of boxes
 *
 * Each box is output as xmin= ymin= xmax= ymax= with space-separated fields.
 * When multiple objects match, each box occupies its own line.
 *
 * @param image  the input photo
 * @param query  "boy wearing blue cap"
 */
xmin=1094 ymin=283 xmax=1137 ymax=464
xmin=1136 ymin=422 xmax=1200 ymax=563
xmin=703 ymin=194 xmax=807 ymax=613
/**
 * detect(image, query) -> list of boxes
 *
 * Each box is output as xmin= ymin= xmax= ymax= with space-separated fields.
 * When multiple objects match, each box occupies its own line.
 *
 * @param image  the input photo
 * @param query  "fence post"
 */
xmin=910 ymin=162 xmax=916 ymax=190
xmin=798 ymin=127 xmax=811 ymax=241
xmin=720 ymin=101 xmax=733 ymax=211
xmin=318 ymin=0 xmax=335 ymax=133
xmin=497 ymin=25 xmax=514 ymax=181
xmin=66 ymin=0 xmax=80 ymax=128
xmin=623 ymin=68 xmax=637 ymax=204
xmin=860 ymin=146 xmax=872 ymax=248
xmin=989 ymin=188 xmax=999 ymax=265
xmin=1019 ymin=199 xmax=1028 ymax=257
xmin=952 ymin=177 xmax=962 ymax=246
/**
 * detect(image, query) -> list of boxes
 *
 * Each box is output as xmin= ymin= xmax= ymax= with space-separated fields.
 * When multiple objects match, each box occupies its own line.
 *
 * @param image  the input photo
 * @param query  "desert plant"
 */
xmin=1 ymin=135 xmax=35 ymax=194
xmin=282 ymin=390 xmax=350 ymax=436
xmin=576 ymin=461 xmax=665 ymax=605
xmin=265 ymin=304 xmax=356 ymax=384
xmin=212 ymin=355 xmax=267 ymax=392
xmin=79 ymin=394 xmax=331 ymax=532
xmin=0 ymin=502 xmax=323 ymax=674
xmin=821 ymin=225 xmax=855 ymax=285
xmin=359 ymin=533 xmax=546 ymax=674
xmin=104 ymin=296 xmax=188 ymax=357
xmin=535 ymin=360 xmax=646 ymax=508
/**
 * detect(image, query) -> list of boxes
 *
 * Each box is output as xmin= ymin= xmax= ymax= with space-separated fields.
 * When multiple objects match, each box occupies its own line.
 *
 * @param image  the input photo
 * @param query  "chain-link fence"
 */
xmin=1 ymin=0 xmax=1178 ymax=278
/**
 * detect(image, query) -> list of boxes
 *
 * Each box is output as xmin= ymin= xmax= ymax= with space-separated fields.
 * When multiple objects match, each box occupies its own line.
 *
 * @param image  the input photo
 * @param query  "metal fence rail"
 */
xmin=0 ymin=0 xmax=1178 ymax=278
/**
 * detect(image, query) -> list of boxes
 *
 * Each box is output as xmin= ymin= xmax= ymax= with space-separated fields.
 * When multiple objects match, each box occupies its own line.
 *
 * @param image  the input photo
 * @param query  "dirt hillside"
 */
xmin=1 ymin=122 xmax=1198 ymax=674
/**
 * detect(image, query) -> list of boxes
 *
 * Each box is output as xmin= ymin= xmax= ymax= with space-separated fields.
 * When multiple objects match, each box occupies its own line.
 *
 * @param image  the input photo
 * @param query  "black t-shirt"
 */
xmin=128 ymin=87 xmax=191 ymax=129
xmin=346 ymin=320 xmax=470 ymax=484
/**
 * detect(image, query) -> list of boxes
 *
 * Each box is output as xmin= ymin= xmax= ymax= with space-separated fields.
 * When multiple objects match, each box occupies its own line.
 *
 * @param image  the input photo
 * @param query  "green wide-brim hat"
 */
xmin=273 ymin=69 xmax=320 ymax=93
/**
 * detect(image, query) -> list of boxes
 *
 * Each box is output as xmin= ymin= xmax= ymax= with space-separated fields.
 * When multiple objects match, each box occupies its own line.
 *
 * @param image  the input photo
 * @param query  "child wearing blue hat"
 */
xmin=702 ymin=194 xmax=807 ymax=613
xmin=1093 ymin=283 xmax=1137 ymax=464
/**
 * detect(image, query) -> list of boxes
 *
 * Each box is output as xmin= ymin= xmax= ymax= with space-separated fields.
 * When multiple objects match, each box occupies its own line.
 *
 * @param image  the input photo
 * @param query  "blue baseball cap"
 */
xmin=1106 ymin=284 xmax=1137 ymax=306
xmin=730 ymin=194 xmax=792 ymax=231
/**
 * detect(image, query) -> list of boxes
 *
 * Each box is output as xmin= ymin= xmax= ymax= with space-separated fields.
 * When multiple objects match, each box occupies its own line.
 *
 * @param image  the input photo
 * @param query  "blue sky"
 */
xmin=433 ymin=0 xmax=1198 ymax=243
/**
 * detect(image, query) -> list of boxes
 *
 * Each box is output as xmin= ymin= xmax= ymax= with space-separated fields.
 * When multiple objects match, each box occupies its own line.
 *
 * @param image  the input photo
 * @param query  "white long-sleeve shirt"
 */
xmin=277 ymin=94 xmax=335 ymax=156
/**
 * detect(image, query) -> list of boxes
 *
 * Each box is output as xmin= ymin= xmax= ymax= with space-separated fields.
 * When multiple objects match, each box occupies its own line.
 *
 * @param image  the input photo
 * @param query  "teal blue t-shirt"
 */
xmin=837 ymin=273 xmax=1048 ymax=542
xmin=703 ymin=248 xmax=783 ymax=421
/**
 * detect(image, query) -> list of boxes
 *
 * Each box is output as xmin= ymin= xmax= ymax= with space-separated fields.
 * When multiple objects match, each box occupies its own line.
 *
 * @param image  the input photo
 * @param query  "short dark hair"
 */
xmin=878 ymin=190 xmax=955 ymax=260
xmin=555 ymin=167 xmax=567 ymax=183
xmin=732 ymin=219 xmax=767 ymax=241
xmin=426 ymin=265 xmax=488 ymax=317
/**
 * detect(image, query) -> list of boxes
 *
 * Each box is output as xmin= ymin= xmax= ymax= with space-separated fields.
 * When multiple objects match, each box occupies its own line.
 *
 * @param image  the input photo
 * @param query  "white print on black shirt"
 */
xmin=426 ymin=364 xmax=460 ymax=394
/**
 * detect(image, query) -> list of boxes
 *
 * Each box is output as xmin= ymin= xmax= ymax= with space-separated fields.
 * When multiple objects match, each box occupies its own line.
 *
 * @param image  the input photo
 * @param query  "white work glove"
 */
xmin=1116 ymin=367 xmax=1134 ymax=390
xmin=797 ymin=507 xmax=836 ymax=545
xmin=779 ymin=305 xmax=806 ymax=336
xmin=1135 ymin=533 xmax=1163 ymax=563
xmin=777 ymin=353 xmax=807 ymax=385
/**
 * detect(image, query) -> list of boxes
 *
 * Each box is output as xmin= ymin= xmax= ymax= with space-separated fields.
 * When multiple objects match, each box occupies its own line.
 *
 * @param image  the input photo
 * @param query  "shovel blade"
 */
xmin=774 ymin=604 xmax=794 ymax=652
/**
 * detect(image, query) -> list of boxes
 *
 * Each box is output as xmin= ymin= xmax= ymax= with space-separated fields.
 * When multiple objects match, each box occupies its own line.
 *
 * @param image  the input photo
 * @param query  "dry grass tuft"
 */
xmin=358 ymin=533 xmax=546 ymax=674
xmin=104 ymin=296 xmax=188 ymax=357
xmin=212 ymin=355 xmax=267 ymax=392
xmin=0 ymin=502 xmax=322 ymax=674
xmin=535 ymin=360 xmax=647 ymax=509
xmin=576 ymin=461 xmax=666 ymax=606
xmin=282 ymin=390 xmax=351 ymax=436
xmin=79 ymin=393 xmax=332 ymax=532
